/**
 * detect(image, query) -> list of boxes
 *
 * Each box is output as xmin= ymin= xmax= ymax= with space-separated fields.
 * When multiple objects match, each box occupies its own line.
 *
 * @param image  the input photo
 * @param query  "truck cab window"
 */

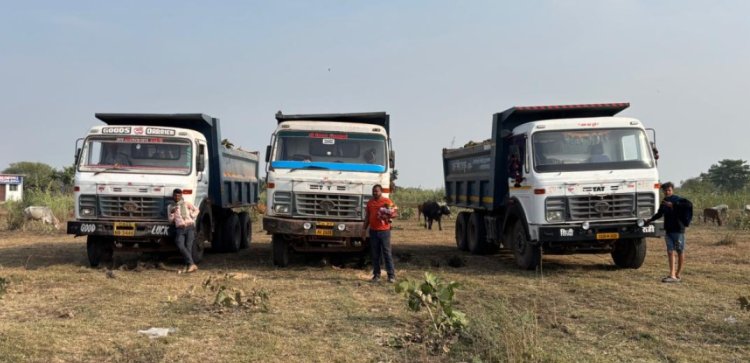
xmin=273 ymin=131 xmax=387 ymax=167
xmin=78 ymin=136 xmax=193 ymax=175
xmin=533 ymin=128 xmax=654 ymax=172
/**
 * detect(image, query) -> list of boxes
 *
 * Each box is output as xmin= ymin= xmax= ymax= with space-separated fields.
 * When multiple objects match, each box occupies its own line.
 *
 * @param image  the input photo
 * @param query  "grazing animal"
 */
xmin=420 ymin=201 xmax=451 ymax=231
xmin=23 ymin=206 xmax=61 ymax=229
xmin=713 ymin=204 xmax=729 ymax=216
xmin=703 ymin=208 xmax=723 ymax=226
xmin=745 ymin=204 xmax=750 ymax=213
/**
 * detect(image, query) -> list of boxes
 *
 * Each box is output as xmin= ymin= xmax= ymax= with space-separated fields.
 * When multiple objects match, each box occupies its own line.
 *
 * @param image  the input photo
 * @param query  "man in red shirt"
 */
xmin=361 ymin=184 xmax=397 ymax=283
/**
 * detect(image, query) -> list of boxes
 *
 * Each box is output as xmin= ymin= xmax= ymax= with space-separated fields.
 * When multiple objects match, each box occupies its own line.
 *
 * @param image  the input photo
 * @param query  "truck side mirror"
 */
xmin=74 ymin=147 xmax=81 ymax=165
xmin=389 ymin=150 xmax=395 ymax=168
xmin=265 ymin=145 xmax=272 ymax=163
xmin=196 ymin=145 xmax=206 ymax=172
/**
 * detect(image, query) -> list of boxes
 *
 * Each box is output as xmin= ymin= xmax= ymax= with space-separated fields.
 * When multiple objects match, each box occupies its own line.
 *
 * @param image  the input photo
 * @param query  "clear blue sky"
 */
xmin=2 ymin=1 xmax=748 ymax=187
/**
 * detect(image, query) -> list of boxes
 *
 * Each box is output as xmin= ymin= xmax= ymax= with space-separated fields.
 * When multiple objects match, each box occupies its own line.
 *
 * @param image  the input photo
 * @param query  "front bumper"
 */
xmin=67 ymin=220 xmax=173 ymax=239
xmin=263 ymin=216 xmax=364 ymax=238
xmin=537 ymin=220 xmax=664 ymax=243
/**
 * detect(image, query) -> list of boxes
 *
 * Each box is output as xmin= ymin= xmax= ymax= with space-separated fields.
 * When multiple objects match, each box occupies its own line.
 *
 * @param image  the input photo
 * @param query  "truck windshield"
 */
xmin=532 ymin=128 xmax=654 ymax=172
xmin=272 ymin=131 xmax=387 ymax=172
xmin=78 ymin=136 xmax=193 ymax=175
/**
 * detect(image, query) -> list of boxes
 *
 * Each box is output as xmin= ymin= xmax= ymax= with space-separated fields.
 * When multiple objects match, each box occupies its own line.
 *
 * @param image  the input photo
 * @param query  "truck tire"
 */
xmin=238 ymin=212 xmax=252 ymax=249
xmin=222 ymin=213 xmax=241 ymax=253
xmin=511 ymin=220 xmax=540 ymax=270
xmin=86 ymin=236 xmax=113 ymax=268
xmin=195 ymin=217 xmax=211 ymax=261
xmin=272 ymin=234 xmax=290 ymax=267
xmin=191 ymin=224 xmax=206 ymax=264
xmin=455 ymin=212 xmax=470 ymax=251
xmin=211 ymin=214 xmax=224 ymax=251
xmin=611 ymin=238 xmax=647 ymax=269
xmin=467 ymin=212 xmax=487 ymax=254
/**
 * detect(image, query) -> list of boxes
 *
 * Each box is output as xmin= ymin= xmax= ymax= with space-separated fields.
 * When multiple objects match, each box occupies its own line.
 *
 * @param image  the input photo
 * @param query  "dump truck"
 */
xmin=263 ymin=112 xmax=395 ymax=267
xmin=67 ymin=113 xmax=260 ymax=267
xmin=443 ymin=103 xmax=663 ymax=269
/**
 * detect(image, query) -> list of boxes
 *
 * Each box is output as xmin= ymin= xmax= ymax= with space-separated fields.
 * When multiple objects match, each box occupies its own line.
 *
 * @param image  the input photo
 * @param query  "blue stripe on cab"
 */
xmin=271 ymin=161 xmax=386 ymax=173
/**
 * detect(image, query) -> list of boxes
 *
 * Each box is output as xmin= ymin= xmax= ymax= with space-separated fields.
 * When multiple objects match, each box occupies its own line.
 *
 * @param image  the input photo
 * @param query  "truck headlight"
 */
xmin=274 ymin=205 xmax=290 ymax=214
xmin=637 ymin=207 xmax=653 ymax=218
xmin=545 ymin=197 xmax=566 ymax=222
xmin=546 ymin=210 xmax=564 ymax=223
xmin=80 ymin=207 xmax=95 ymax=216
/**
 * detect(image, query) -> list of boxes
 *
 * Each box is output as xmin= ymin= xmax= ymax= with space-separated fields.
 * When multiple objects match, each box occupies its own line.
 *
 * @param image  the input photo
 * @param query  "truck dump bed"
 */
xmin=442 ymin=103 xmax=629 ymax=212
xmin=95 ymin=113 xmax=259 ymax=209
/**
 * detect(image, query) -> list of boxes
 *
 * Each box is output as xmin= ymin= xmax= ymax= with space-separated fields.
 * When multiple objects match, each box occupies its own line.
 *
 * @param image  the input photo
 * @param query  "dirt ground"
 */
xmin=0 ymin=219 xmax=749 ymax=362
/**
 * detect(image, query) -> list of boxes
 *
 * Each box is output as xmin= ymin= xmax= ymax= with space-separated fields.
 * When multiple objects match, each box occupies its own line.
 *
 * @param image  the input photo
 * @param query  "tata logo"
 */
xmin=133 ymin=127 xmax=144 ymax=135
xmin=123 ymin=202 xmax=139 ymax=213
xmin=592 ymin=186 xmax=605 ymax=192
xmin=594 ymin=201 xmax=610 ymax=213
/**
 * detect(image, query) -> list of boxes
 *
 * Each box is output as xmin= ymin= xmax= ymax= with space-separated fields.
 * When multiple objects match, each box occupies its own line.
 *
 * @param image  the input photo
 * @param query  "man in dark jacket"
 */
xmin=645 ymin=182 xmax=686 ymax=283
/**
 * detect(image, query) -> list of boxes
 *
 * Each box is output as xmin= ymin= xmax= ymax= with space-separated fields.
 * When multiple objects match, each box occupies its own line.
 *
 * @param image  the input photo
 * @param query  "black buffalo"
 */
xmin=420 ymin=201 xmax=451 ymax=231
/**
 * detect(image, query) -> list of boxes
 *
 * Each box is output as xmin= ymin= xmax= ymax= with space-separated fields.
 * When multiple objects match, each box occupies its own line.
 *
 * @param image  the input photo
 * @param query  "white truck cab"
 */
xmin=263 ymin=112 xmax=394 ymax=267
xmin=444 ymin=103 xmax=663 ymax=270
xmin=68 ymin=114 xmax=260 ymax=267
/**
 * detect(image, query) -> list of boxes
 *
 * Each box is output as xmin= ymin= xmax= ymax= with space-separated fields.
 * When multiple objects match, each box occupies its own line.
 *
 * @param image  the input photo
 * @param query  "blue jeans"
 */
xmin=175 ymin=226 xmax=195 ymax=265
xmin=665 ymin=233 xmax=685 ymax=253
xmin=370 ymin=230 xmax=395 ymax=278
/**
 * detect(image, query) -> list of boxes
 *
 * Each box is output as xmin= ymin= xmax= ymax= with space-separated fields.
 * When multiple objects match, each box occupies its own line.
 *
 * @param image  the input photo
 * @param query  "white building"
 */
xmin=0 ymin=174 xmax=23 ymax=202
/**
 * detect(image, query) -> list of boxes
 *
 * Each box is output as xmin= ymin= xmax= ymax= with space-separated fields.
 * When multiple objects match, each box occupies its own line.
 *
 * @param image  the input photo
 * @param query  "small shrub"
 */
xmin=716 ymin=233 xmax=737 ymax=246
xmin=0 ymin=277 xmax=8 ymax=299
xmin=395 ymin=272 xmax=468 ymax=352
xmin=202 ymin=275 xmax=270 ymax=312
xmin=397 ymin=207 xmax=415 ymax=220
xmin=739 ymin=296 xmax=750 ymax=312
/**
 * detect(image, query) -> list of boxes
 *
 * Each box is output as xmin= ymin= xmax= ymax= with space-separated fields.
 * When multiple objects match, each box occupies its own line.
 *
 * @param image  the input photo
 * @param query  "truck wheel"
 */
xmin=511 ymin=220 xmax=540 ymax=270
xmin=211 ymin=214 xmax=224 ymax=251
xmin=238 ymin=212 xmax=252 ymax=249
xmin=611 ymin=238 xmax=647 ymax=269
xmin=222 ymin=213 xmax=241 ymax=253
xmin=86 ymin=236 xmax=101 ymax=267
xmin=467 ymin=212 xmax=487 ymax=254
xmin=455 ymin=212 xmax=470 ymax=251
xmin=86 ymin=236 xmax=111 ymax=267
xmin=192 ymin=224 xmax=206 ymax=264
xmin=272 ymin=234 xmax=290 ymax=267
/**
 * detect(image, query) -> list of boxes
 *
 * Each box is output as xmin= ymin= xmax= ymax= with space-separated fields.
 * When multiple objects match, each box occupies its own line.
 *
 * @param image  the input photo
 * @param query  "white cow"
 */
xmin=744 ymin=205 xmax=750 ymax=213
xmin=23 ymin=206 xmax=61 ymax=229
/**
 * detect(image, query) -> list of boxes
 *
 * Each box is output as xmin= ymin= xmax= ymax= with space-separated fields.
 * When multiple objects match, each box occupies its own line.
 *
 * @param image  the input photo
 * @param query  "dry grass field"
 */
xmin=1 ymin=219 xmax=749 ymax=362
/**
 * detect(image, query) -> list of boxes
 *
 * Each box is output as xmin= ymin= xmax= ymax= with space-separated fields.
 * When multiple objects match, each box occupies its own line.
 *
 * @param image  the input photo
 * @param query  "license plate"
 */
xmin=315 ymin=229 xmax=333 ymax=236
xmin=114 ymin=222 xmax=136 ymax=237
xmin=596 ymin=232 xmax=619 ymax=240
xmin=317 ymin=221 xmax=335 ymax=227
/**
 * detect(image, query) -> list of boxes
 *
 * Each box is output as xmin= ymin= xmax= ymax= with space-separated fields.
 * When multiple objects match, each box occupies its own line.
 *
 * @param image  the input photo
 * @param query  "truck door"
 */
xmin=195 ymin=140 xmax=209 ymax=208
xmin=508 ymin=134 xmax=532 ymax=203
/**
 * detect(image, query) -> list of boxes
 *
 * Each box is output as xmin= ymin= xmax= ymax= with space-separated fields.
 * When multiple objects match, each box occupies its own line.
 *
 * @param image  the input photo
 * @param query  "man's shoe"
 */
xmin=187 ymin=264 xmax=198 ymax=273
xmin=387 ymin=276 xmax=396 ymax=283
xmin=370 ymin=275 xmax=381 ymax=283
xmin=661 ymin=276 xmax=678 ymax=283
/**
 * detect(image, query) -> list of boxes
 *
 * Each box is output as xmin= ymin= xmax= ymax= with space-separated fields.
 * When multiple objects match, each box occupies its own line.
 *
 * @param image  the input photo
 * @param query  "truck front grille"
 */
xmin=294 ymin=193 xmax=360 ymax=219
xmin=568 ymin=193 xmax=635 ymax=220
xmin=99 ymin=196 xmax=167 ymax=219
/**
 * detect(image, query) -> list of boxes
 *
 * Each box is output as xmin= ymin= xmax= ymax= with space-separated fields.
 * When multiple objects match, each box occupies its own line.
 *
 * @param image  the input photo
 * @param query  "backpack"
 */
xmin=675 ymin=198 xmax=694 ymax=227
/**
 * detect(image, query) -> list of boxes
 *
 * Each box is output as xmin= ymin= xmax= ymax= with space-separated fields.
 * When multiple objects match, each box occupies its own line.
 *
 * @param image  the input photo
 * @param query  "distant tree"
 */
xmin=704 ymin=159 xmax=750 ymax=192
xmin=680 ymin=176 xmax=712 ymax=192
xmin=3 ymin=162 xmax=56 ymax=191
xmin=54 ymin=165 xmax=77 ymax=192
